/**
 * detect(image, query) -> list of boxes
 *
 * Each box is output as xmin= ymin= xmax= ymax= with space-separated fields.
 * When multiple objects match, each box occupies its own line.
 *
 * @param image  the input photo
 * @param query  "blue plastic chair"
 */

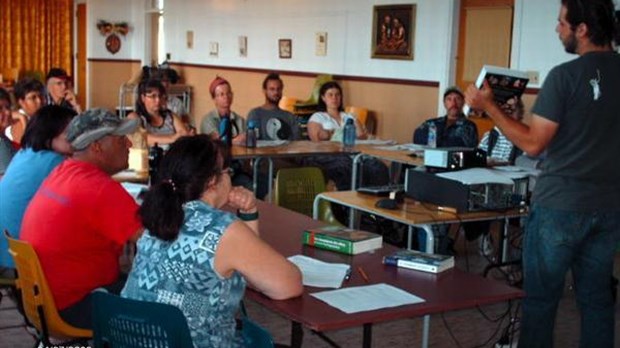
xmin=92 ymin=291 xmax=193 ymax=348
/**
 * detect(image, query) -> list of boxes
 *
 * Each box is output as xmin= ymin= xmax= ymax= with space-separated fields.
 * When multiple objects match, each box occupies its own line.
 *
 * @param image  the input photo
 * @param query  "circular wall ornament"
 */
xmin=105 ymin=33 xmax=121 ymax=54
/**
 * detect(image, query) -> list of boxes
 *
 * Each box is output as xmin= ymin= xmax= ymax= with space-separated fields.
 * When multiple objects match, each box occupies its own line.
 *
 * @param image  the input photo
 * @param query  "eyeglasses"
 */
xmin=221 ymin=167 xmax=234 ymax=176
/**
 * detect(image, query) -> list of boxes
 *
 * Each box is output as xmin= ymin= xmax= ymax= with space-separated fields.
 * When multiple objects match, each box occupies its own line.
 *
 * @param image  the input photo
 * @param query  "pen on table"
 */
xmin=357 ymin=266 xmax=370 ymax=283
xmin=345 ymin=267 xmax=352 ymax=281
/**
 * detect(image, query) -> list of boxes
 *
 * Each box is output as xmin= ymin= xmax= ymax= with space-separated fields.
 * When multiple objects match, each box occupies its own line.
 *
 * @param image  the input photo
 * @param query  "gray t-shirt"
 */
xmin=531 ymin=51 xmax=620 ymax=211
xmin=246 ymin=107 xmax=300 ymax=140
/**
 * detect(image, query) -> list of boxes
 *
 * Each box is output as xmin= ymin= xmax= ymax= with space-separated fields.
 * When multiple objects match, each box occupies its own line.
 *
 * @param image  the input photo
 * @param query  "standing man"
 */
xmin=20 ymin=108 xmax=142 ymax=329
xmin=45 ymin=68 xmax=82 ymax=113
xmin=465 ymin=1 xmax=620 ymax=347
xmin=247 ymin=73 xmax=300 ymax=141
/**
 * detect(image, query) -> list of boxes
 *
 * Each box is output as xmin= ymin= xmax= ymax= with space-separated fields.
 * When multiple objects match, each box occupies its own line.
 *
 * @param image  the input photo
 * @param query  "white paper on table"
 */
xmin=288 ymin=255 xmax=350 ymax=289
xmin=354 ymin=139 xmax=397 ymax=146
xmin=377 ymin=143 xmax=427 ymax=152
xmin=436 ymin=168 xmax=517 ymax=185
xmin=311 ymin=283 xmax=425 ymax=314
xmin=256 ymin=140 xmax=289 ymax=147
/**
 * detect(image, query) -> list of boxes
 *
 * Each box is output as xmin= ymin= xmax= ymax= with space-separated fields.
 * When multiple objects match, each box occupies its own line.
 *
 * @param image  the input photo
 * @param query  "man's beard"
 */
xmin=563 ymin=32 xmax=577 ymax=54
xmin=267 ymin=95 xmax=281 ymax=105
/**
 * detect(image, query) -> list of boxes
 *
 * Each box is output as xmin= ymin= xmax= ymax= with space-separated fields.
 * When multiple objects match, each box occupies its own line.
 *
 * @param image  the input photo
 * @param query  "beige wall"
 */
xmin=88 ymin=60 xmax=142 ymax=114
xmin=89 ymin=60 xmax=540 ymax=143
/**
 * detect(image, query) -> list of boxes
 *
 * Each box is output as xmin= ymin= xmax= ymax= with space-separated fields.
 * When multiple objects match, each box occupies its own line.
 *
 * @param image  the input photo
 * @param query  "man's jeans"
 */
xmin=518 ymin=205 xmax=620 ymax=348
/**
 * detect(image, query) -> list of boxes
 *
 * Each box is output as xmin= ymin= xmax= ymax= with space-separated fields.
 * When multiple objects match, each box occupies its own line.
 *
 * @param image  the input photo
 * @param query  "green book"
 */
xmin=302 ymin=226 xmax=383 ymax=255
xmin=383 ymin=249 xmax=454 ymax=273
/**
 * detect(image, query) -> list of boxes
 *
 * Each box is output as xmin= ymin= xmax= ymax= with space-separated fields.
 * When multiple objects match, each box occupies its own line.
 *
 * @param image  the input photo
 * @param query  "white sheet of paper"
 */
xmin=311 ymin=283 xmax=425 ymax=314
xmin=353 ymin=139 xmax=397 ymax=146
xmin=377 ymin=143 xmax=427 ymax=152
xmin=436 ymin=167 xmax=517 ymax=185
xmin=256 ymin=140 xmax=289 ymax=147
xmin=288 ymin=255 xmax=350 ymax=289
xmin=121 ymin=182 xmax=148 ymax=202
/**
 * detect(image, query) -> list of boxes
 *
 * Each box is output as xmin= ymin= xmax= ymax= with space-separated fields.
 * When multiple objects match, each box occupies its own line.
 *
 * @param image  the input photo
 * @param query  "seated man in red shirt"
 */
xmin=20 ymin=108 xmax=143 ymax=329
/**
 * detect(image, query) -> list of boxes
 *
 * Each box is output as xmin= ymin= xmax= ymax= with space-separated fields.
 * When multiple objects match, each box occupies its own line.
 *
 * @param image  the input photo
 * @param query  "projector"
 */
xmin=424 ymin=147 xmax=486 ymax=170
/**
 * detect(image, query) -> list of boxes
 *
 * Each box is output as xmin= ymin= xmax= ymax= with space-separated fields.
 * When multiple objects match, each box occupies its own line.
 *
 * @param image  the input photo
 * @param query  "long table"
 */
xmin=313 ymin=191 xmax=525 ymax=258
xmin=250 ymin=201 xmax=524 ymax=348
xmin=231 ymin=141 xmax=354 ymax=201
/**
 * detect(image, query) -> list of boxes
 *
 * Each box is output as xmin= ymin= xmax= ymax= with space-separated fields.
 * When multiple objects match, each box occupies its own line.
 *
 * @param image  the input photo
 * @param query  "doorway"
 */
xmin=456 ymin=0 xmax=514 ymax=92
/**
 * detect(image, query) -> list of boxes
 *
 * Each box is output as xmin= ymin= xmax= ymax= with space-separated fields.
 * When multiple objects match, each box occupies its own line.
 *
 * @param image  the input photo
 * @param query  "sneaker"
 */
xmin=479 ymin=234 xmax=495 ymax=257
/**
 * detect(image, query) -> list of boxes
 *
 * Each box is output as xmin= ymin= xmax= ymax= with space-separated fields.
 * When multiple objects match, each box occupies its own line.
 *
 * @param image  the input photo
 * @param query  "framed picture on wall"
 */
xmin=371 ymin=4 xmax=416 ymax=60
xmin=279 ymin=39 xmax=292 ymax=59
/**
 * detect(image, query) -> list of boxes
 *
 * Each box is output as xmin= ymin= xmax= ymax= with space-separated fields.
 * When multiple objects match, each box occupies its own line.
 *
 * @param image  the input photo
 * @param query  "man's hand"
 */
xmin=64 ymin=89 xmax=82 ymax=113
xmin=465 ymin=80 xmax=495 ymax=113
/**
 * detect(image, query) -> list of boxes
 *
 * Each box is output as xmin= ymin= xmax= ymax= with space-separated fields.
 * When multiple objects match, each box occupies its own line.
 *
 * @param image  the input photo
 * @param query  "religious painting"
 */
xmin=371 ymin=4 xmax=416 ymax=60
xmin=279 ymin=39 xmax=292 ymax=59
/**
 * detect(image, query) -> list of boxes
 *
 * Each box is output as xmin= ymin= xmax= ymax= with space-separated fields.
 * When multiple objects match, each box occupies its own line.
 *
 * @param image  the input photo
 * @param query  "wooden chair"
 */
xmin=469 ymin=115 xmax=495 ymax=142
xmin=279 ymin=96 xmax=298 ymax=113
xmin=92 ymin=291 xmax=193 ymax=348
xmin=274 ymin=167 xmax=341 ymax=225
xmin=4 ymin=231 xmax=92 ymax=346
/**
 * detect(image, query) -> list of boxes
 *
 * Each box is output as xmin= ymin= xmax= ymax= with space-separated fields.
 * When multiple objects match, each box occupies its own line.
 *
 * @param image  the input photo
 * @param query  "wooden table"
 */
xmin=313 ymin=191 xmax=525 ymax=257
xmin=351 ymin=145 xmax=424 ymax=190
xmin=231 ymin=141 xmax=355 ymax=201
xmin=251 ymin=201 xmax=524 ymax=348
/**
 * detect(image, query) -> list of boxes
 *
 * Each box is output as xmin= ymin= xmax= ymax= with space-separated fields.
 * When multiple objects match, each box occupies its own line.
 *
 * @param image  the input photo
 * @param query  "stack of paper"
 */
xmin=288 ymin=255 xmax=350 ymax=288
xmin=256 ymin=140 xmax=289 ymax=147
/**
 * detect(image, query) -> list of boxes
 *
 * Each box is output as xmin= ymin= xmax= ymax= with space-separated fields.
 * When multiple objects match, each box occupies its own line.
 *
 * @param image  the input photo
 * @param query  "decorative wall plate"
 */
xmin=106 ymin=33 xmax=121 ymax=54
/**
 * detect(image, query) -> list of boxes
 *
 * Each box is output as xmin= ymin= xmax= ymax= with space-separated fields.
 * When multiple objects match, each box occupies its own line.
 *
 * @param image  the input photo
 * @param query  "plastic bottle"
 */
xmin=219 ymin=116 xmax=232 ymax=147
xmin=427 ymin=122 xmax=437 ymax=148
xmin=343 ymin=118 xmax=356 ymax=151
xmin=148 ymin=142 xmax=164 ymax=185
xmin=246 ymin=120 xmax=257 ymax=148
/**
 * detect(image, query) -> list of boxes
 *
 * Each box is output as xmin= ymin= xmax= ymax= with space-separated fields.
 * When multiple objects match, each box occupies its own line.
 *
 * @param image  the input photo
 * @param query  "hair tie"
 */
xmin=163 ymin=179 xmax=177 ymax=192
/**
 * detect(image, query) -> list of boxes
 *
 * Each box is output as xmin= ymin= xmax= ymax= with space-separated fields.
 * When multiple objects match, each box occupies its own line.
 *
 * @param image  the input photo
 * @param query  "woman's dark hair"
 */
xmin=13 ymin=77 xmax=44 ymax=101
xmin=316 ymin=81 xmax=344 ymax=112
xmin=0 ymin=88 xmax=11 ymax=104
xmin=135 ymin=78 xmax=166 ymax=124
xmin=139 ymin=135 xmax=231 ymax=241
xmin=21 ymin=105 xmax=77 ymax=151
xmin=561 ymin=0 xmax=618 ymax=46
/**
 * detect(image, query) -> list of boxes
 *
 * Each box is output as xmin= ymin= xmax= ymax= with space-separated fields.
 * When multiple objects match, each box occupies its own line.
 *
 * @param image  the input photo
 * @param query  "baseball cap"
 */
xmin=209 ymin=76 xmax=229 ymax=97
xmin=443 ymin=86 xmax=464 ymax=100
xmin=46 ymin=68 xmax=70 ymax=81
xmin=67 ymin=108 xmax=139 ymax=151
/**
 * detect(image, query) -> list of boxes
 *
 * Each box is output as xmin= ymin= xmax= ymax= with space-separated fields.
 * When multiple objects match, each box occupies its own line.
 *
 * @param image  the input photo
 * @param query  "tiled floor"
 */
xmin=1 ymin=232 xmax=619 ymax=348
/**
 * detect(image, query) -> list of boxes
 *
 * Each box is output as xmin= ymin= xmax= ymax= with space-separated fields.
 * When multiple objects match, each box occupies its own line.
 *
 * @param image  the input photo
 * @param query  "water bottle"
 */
xmin=427 ymin=122 xmax=437 ymax=148
xmin=246 ymin=120 xmax=257 ymax=148
xmin=148 ymin=142 xmax=164 ymax=185
xmin=343 ymin=118 xmax=356 ymax=151
xmin=219 ymin=116 xmax=232 ymax=147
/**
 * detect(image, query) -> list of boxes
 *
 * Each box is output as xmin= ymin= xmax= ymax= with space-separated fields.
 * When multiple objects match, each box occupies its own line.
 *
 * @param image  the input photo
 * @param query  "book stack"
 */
xmin=383 ymin=249 xmax=454 ymax=274
xmin=302 ymin=226 xmax=383 ymax=255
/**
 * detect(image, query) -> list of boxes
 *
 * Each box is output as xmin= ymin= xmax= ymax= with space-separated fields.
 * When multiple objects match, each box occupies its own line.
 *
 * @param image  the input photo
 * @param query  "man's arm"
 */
xmin=465 ymin=81 xmax=558 ymax=156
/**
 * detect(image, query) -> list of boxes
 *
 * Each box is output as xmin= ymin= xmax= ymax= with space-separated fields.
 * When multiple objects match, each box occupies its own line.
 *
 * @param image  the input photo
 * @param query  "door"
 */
xmin=456 ymin=0 xmax=514 ymax=92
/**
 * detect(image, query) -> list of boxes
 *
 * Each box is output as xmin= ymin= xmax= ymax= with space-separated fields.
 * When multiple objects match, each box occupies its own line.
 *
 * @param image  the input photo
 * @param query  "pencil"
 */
xmin=357 ymin=266 xmax=370 ymax=283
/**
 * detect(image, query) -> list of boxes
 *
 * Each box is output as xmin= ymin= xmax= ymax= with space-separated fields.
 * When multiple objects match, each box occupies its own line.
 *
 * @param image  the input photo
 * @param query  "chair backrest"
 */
xmin=279 ymin=96 xmax=298 ymax=113
xmin=4 ymin=231 xmax=92 ymax=341
xmin=92 ymin=291 xmax=193 ymax=348
xmin=345 ymin=106 xmax=369 ymax=128
xmin=469 ymin=115 xmax=495 ymax=142
xmin=274 ymin=167 xmax=326 ymax=217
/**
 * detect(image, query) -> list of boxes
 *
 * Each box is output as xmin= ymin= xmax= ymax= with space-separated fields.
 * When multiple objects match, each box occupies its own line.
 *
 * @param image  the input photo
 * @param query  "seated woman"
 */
xmin=127 ymin=79 xmax=190 ymax=147
xmin=122 ymin=135 xmax=302 ymax=347
xmin=6 ymin=77 xmax=44 ymax=145
xmin=0 ymin=88 xmax=16 ymax=177
xmin=0 ymin=105 xmax=76 ymax=274
xmin=304 ymin=81 xmax=388 ymax=191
